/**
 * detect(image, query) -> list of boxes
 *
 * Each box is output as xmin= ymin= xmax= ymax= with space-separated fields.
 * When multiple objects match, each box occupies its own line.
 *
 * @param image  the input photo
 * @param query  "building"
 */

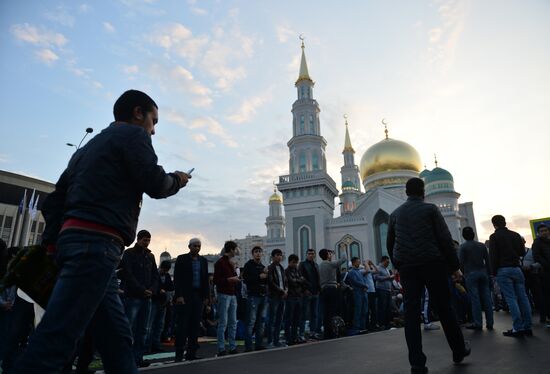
xmin=257 ymin=41 xmax=477 ymax=264
xmin=0 ymin=170 xmax=54 ymax=247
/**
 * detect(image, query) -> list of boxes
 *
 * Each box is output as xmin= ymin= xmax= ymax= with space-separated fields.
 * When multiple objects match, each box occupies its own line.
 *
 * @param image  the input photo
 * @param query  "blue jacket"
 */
xmin=41 ymin=123 xmax=183 ymax=246
xmin=346 ymin=268 xmax=369 ymax=291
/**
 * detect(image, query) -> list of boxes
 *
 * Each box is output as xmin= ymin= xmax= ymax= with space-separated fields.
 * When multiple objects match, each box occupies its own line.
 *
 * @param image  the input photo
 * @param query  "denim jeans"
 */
xmin=145 ymin=300 xmax=166 ymax=351
xmin=465 ymin=271 xmax=494 ymax=328
xmin=266 ymin=297 xmax=285 ymax=344
xmin=352 ymin=289 xmax=368 ymax=331
xmin=244 ymin=295 xmax=267 ymax=350
xmin=125 ymin=297 xmax=151 ymax=364
xmin=13 ymin=231 xmax=137 ymax=374
xmin=496 ymin=267 xmax=532 ymax=331
xmin=284 ymin=297 xmax=302 ymax=344
xmin=216 ymin=293 xmax=237 ymax=352
xmin=376 ymin=289 xmax=392 ymax=327
xmin=299 ymin=294 xmax=320 ymax=335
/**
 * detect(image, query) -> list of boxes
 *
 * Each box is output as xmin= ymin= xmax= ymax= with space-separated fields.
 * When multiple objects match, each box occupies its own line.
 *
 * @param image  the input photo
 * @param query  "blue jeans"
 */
xmin=244 ymin=295 xmax=267 ymax=350
xmin=353 ymin=289 xmax=369 ymax=331
xmin=146 ymin=301 xmax=166 ymax=350
xmin=465 ymin=271 xmax=494 ymax=328
xmin=266 ymin=297 xmax=285 ymax=344
xmin=13 ymin=232 xmax=137 ymax=374
xmin=299 ymin=294 xmax=320 ymax=335
xmin=125 ymin=298 xmax=152 ymax=364
xmin=284 ymin=297 xmax=302 ymax=343
xmin=496 ymin=267 xmax=532 ymax=331
xmin=217 ymin=293 xmax=237 ymax=352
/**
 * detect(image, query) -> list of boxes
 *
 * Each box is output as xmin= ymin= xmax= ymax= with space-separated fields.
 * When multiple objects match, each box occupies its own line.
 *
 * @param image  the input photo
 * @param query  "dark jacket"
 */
xmin=459 ymin=240 xmax=491 ymax=275
xmin=213 ymin=255 xmax=237 ymax=295
xmin=41 ymin=123 xmax=184 ymax=246
xmin=387 ymin=196 xmax=459 ymax=272
xmin=285 ymin=266 xmax=306 ymax=298
xmin=532 ymin=237 xmax=550 ymax=271
xmin=267 ymin=262 xmax=287 ymax=298
xmin=489 ymin=227 xmax=525 ymax=275
xmin=120 ymin=245 xmax=160 ymax=299
xmin=153 ymin=271 xmax=175 ymax=304
xmin=243 ymin=259 xmax=267 ymax=296
xmin=174 ymin=253 xmax=209 ymax=301
xmin=299 ymin=259 xmax=320 ymax=294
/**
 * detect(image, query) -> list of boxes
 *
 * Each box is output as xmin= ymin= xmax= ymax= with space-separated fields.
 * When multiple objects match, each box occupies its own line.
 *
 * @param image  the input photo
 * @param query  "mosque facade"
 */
xmin=262 ymin=42 xmax=477 ymax=264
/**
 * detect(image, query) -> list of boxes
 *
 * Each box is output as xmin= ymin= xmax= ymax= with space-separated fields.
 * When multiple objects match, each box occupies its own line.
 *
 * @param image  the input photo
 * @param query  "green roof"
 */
xmin=424 ymin=167 xmax=453 ymax=184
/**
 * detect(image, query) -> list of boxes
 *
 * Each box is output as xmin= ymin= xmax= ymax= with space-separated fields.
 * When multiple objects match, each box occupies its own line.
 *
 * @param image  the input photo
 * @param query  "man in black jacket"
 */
xmin=489 ymin=215 xmax=532 ymax=337
xmin=387 ymin=178 xmax=469 ymax=374
xmin=243 ymin=246 xmax=268 ymax=351
xmin=173 ymin=238 xmax=209 ymax=361
xmin=147 ymin=260 xmax=174 ymax=353
xmin=299 ymin=249 xmax=321 ymax=339
xmin=533 ymin=224 xmax=550 ymax=327
xmin=14 ymin=90 xmax=191 ymax=374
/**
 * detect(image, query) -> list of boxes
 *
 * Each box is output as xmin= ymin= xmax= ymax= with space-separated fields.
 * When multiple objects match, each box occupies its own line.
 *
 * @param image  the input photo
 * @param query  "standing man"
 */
xmin=242 ymin=246 xmax=268 ymax=352
xmin=532 ymin=224 xmax=550 ymax=327
xmin=266 ymin=249 xmax=287 ymax=348
xmin=346 ymin=257 xmax=369 ymax=332
xmin=285 ymin=254 xmax=306 ymax=345
xmin=459 ymin=226 xmax=494 ymax=330
xmin=489 ymin=215 xmax=532 ymax=337
xmin=387 ymin=178 xmax=469 ymax=374
xmin=374 ymin=256 xmax=394 ymax=330
xmin=364 ymin=259 xmax=379 ymax=330
xmin=148 ymin=260 xmax=174 ymax=353
xmin=299 ymin=248 xmax=321 ymax=340
xmin=213 ymin=241 xmax=240 ymax=356
xmin=173 ymin=238 xmax=209 ymax=361
xmin=120 ymin=229 xmax=160 ymax=367
xmin=318 ymin=248 xmax=347 ymax=339
xmin=14 ymin=90 xmax=191 ymax=373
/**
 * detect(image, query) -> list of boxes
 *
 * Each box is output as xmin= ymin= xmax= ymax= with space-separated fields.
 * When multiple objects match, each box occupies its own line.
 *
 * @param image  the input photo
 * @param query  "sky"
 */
xmin=1 ymin=0 xmax=549 ymax=259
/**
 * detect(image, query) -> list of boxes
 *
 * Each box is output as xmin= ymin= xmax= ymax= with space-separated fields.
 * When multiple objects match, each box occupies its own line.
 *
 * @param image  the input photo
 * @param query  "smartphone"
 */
xmin=187 ymin=168 xmax=195 ymax=175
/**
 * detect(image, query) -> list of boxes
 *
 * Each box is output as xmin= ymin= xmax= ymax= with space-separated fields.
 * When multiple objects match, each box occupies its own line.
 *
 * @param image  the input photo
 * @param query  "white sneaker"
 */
xmin=424 ymin=323 xmax=441 ymax=331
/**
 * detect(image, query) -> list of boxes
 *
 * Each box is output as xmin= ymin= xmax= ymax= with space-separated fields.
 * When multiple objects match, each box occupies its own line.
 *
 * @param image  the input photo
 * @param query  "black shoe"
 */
xmin=503 ymin=329 xmax=524 ymax=337
xmin=465 ymin=324 xmax=482 ymax=331
xmin=453 ymin=341 xmax=471 ymax=364
xmin=229 ymin=348 xmax=239 ymax=355
xmin=255 ymin=346 xmax=267 ymax=351
xmin=151 ymin=346 xmax=165 ymax=353
xmin=138 ymin=360 xmax=151 ymax=368
xmin=175 ymin=349 xmax=184 ymax=362
xmin=486 ymin=325 xmax=494 ymax=330
xmin=523 ymin=329 xmax=533 ymax=337
xmin=217 ymin=350 xmax=227 ymax=357
xmin=411 ymin=366 xmax=428 ymax=374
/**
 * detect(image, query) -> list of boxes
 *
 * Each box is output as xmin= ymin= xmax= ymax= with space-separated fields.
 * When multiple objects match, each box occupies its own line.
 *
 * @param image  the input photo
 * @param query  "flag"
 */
xmin=28 ymin=189 xmax=35 ymax=213
xmin=18 ymin=189 xmax=27 ymax=215
xmin=31 ymin=194 xmax=40 ymax=221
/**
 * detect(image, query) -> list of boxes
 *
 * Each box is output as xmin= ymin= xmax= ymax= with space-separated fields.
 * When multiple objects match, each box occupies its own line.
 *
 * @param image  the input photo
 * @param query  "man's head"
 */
xmin=159 ymin=260 xmax=172 ymax=274
xmin=271 ymin=249 xmax=283 ymax=264
xmin=288 ymin=254 xmax=299 ymax=268
xmin=318 ymin=248 xmax=333 ymax=261
xmin=406 ymin=177 xmax=425 ymax=198
xmin=136 ymin=230 xmax=151 ymax=248
xmin=538 ymin=224 xmax=549 ymax=239
xmin=113 ymin=90 xmax=158 ymax=135
xmin=351 ymin=257 xmax=361 ymax=269
xmin=188 ymin=238 xmax=201 ymax=256
xmin=306 ymin=248 xmax=316 ymax=261
xmin=462 ymin=226 xmax=475 ymax=241
xmin=381 ymin=255 xmax=390 ymax=267
xmin=251 ymin=246 xmax=263 ymax=261
xmin=223 ymin=240 xmax=238 ymax=257
xmin=491 ymin=215 xmax=506 ymax=229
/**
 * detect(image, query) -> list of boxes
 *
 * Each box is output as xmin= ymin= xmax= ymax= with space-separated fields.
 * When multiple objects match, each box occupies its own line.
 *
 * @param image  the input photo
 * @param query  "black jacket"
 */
xmin=267 ymin=263 xmax=287 ymax=298
xmin=387 ymin=196 xmax=459 ymax=272
xmin=41 ymin=122 xmax=184 ymax=246
xmin=489 ymin=227 xmax=525 ymax=275
xmin=120 ymin=245 xmax=159 ymax=299
xmin=531 ymin=237 xmax=550 ymax=271
xmin=174 ymin=253 xmax=209 ymax=301
xmin=299 ymin=260 xmax=320 ymax=294
xmin=243 ymin=259 xmax=267 ymax=296
xmin=153 ymin=272 xmax=175 ymax=304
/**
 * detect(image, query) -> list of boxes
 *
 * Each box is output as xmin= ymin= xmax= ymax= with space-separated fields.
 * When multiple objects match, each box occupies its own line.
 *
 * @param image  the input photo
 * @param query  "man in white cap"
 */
xmin=173 ymin=238 xmax=209 ymax=361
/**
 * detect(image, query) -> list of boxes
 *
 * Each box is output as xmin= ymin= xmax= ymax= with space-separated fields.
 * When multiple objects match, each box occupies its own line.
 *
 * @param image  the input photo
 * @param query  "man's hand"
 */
xmin=259 ymin=273 xmax=267 ymax=279
xmin=144 ymin=289 xmax=153 ymax=298
xmin=174 ymin=171 xmax=191 ymax=187
xmin=452 ymin=269 xmax=463 ymax=281
xmin=159 ymin=289 xmax=166 ymax=294
xmin=175 ymin=296 xmax=185 ymax=305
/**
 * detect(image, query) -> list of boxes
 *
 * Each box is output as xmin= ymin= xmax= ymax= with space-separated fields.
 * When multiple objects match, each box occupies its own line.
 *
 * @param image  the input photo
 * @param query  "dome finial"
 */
xmin=434 ymin=153 xmax=439 ymax=167
xmin=273 ymin=180 xmax=277 ymax=193
xmin=343 ymin=114 xmax=354 ymax=153
xmin=299 ymin=33 xmax=305 ymax=49
xmin=381 ymin=118 xmax=389 ymax=139
xmin=295 ymin=34 xmax=312 ymax=84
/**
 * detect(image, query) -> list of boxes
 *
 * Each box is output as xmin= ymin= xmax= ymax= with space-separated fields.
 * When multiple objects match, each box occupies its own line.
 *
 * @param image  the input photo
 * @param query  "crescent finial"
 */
xmin=299 ymin=34 xmax=305 ymax=48
xmin=382 ymin=118 xmax=389 ymax=139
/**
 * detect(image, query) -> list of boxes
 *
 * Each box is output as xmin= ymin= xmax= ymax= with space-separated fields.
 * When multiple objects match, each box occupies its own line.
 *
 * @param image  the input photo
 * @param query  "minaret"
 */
xmin=339 ymin=116 xmax=361 ymax=214
xmin=277 ymin=37 xmax=338 ymax=259
xmin=266 ymin=187 xmax=285 ymax=240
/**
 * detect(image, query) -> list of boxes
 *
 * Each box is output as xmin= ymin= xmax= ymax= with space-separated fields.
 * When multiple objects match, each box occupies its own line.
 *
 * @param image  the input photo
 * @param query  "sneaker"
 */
xmin=185 ymin=354 xmax=201 ymax=361
xmin=229 ymin=349 xmax=239 ymax=355
xmin=175 ymin=350 xmax=184 ymax=362
xmin=523 ymin=329 xmax=533 ymax=337
xmin=424 ymin=323 xmax=440 ymax=331
xmin=274 ymin=342 xmax=287 ymax=348
xmin=465 ymin=324 xmax=482 ymax=331
xmin=502 ymin=329 xmax=524 ymax=337
xmin=453 ymin=341 xmax=471 ymax=364
xmin=217 ymin=350 xmax=227 ymax=357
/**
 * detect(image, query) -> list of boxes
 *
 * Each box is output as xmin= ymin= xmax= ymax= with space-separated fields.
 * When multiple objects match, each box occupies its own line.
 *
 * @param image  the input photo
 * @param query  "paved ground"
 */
xmin=139 ymin=313 xmax=550 ymax=374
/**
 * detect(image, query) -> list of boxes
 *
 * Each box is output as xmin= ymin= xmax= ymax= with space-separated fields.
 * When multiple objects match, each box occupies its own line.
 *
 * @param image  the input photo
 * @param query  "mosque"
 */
xmin=260 ymin=41 xmax=478 ymax=264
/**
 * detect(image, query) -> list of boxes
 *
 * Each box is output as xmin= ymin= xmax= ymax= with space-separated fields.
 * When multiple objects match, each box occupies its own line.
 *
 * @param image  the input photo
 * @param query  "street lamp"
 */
xmin=66 ymin=127 xmax=94 ymax=151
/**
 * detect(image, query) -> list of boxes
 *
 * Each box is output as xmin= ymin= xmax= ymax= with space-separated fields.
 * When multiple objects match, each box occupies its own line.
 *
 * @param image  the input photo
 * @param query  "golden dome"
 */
xmin=359 ymin=138 xmax=422 ymax=180
xmin=269 ymin=191 xmax=282 ymax=203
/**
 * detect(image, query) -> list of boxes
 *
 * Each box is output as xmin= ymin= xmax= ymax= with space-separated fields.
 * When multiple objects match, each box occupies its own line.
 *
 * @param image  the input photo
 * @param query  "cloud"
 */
xmin=226 ymin=89 xmax=273 ymax=124
xmin=35 ymin=49 xmax=59 ymax=65
xmin=122 ymin=64 xmax=139 ymax=74
xmin=150 ymin=23 xmax=207 ymax=65
xmin=11 ymin=23 xmax=68 ymax=48
xmin=169 ymin=65 xmax=213 ymax=107
xmin=192 ymin=133 xmax=207 ymax=143
xmin=276 ymin=24 xmax=295 ymax=43
xmin=103 ymin=21 xmax=116 ymax=33
xmin=189 ymin=117 xmax=238 ymax=147
xmin=44 ymin=6 xmax=76 ymax=27
xmin=163 ymin=108 xmax=187 ymax=127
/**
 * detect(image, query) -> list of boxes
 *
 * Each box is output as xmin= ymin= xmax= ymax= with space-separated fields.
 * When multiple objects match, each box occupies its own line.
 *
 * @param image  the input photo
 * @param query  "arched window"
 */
xmin=299 ymin=153 xmax=306 ymax=173
xmin=309 ymin=115 xmax=315 ymax=134
xmin=300 ymin=86 xmax=305 ymax=99
xmin=312 ymin=152 xmax=319 ymax=170
xmin=300 ymin=226 xmax=310 ymax=259
xmin=350 ymin=242 xmax=360 ymax=259
xmin=374 ymin=210 xmax=390 ymax=262
xmin=300 ymin=115 xmax=305 ymax=134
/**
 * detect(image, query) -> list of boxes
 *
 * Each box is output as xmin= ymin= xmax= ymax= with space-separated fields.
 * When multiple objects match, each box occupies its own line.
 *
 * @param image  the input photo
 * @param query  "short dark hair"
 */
xmin=319 ymin=249 xmax=329 ymax=260
xmin=351 ymin=257 xmax=360 ymax=264
xmin=306 ymin=248 xmax=316 ymax=254
xmin=288 ymin=254 xmax=299 ymax=263
xmin=381 ymin=255 xmax=390 ymax=262
xmin=113 ymin=90 xmax=158 ymax=122
xmin=251 ymin=246 xmax=263 ymax=254
xmin=537 ymin=224 xmax=548 ymax=233
xmin=160 ymin=260 xmax=172 ymax=270
xmin=271 ymin=248 xmax=283 ymax=257
xmin=491 ymin=215 xmax=506 ymax=228
xmin=223 ymin=240 xmax=238 ymax=253
xmin=462 ymin=226 xmax=475 ymax=241
xmin=406 ymin=177 xmax=424 ymax=197
xmin=137 ymin=230 xmax=151 ymax=240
